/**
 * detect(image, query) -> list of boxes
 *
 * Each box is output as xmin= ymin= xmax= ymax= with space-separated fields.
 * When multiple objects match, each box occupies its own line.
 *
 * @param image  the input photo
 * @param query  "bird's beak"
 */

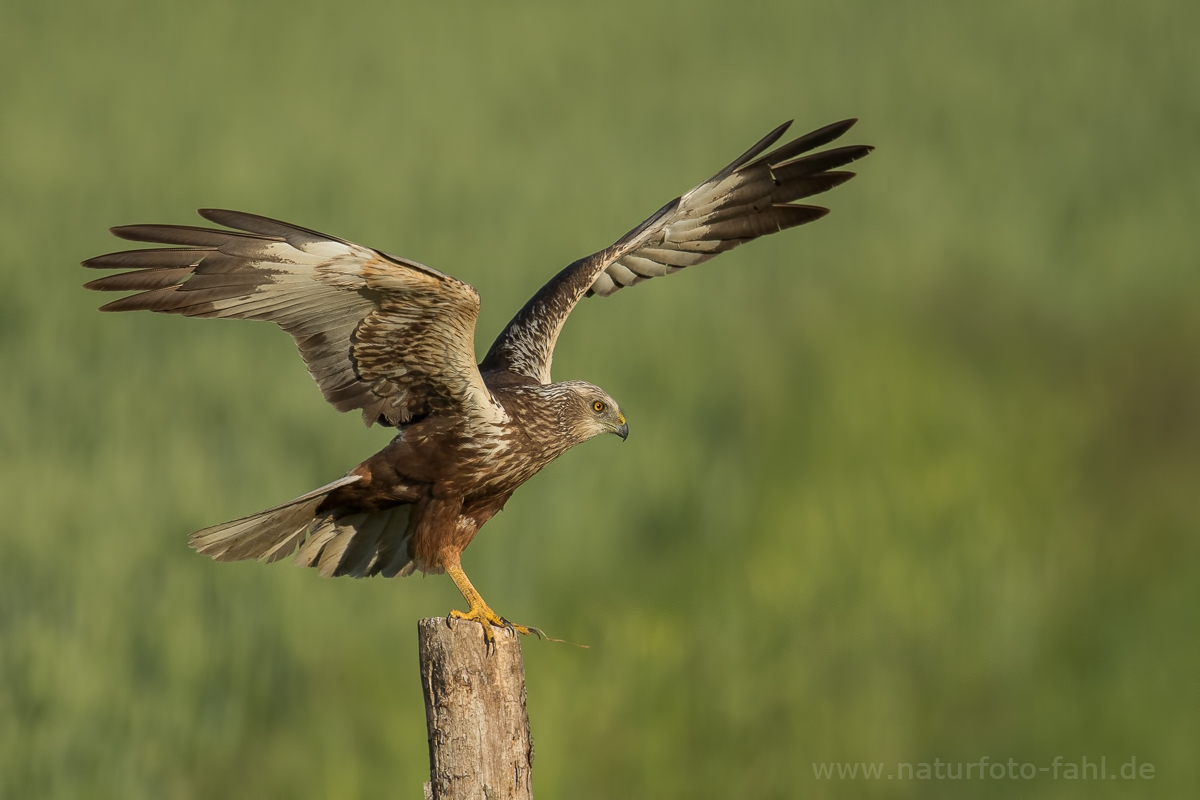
xmin=614 ymin=416 xmax=628 ymax=441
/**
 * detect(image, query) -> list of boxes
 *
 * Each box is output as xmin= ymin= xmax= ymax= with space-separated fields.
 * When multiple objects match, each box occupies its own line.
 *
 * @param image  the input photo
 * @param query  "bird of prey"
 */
xmin=84 ymin=119 xmax=871 ymax=647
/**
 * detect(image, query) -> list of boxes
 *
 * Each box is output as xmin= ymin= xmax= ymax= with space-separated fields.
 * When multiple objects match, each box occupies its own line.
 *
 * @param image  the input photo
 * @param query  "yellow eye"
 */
xmin=593 ymin=401 xmax=606 ymax=413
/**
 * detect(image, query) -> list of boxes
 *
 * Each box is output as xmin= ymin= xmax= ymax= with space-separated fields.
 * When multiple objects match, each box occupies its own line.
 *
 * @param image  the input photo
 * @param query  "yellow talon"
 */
xmin=444 ymin=557 xmax=542 ymax=653
xmin=448 ymin=606 xmax=541 ymax=652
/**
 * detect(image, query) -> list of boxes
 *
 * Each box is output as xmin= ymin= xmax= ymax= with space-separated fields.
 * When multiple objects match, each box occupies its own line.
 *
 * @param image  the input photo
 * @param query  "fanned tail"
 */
xmin=295 ymin=504 xmax=418 ymax=578
xmin=189 ymin=475 xmax=418 ymax=578
xmin=189 ymin=475 xmax=362 ymax=563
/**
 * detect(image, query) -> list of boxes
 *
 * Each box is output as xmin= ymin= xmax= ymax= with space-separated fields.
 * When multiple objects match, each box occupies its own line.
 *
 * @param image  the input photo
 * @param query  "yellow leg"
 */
xmin=444 ymin=555 xmax=541 ymax=651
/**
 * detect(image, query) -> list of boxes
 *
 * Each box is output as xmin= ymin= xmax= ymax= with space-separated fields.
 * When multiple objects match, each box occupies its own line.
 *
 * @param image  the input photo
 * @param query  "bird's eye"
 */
xmin=593 ymin=401 xmax=606 ymax=413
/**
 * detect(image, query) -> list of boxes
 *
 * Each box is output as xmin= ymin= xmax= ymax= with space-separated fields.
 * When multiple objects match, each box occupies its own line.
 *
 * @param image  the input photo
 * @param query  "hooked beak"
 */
xmin=614 ymin=416 xmax=629 ymax=441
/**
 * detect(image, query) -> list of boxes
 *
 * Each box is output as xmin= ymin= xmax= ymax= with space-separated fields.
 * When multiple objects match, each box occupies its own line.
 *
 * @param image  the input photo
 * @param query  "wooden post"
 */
xmin=418 ymin=617 xmax=534 ymax=799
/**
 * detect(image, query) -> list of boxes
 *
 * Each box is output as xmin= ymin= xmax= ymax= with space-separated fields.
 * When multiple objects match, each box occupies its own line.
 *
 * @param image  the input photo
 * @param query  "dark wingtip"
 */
xmin=81 ymin=251 xmax=135 ymax=269
xmin=785 ymin=204 xmax=832 ymax=224
xmin=96 ymin=297 xmax=133 ymax=312
xmin=109 ymin=224 xmax=156 ymax=242
xmin=196 ymin=208 xmax=244 ymax=226
xmin=746 ymin=118 xmax=870 ymax=172
xmin=715 ymin=120 xmax=796 ymax=179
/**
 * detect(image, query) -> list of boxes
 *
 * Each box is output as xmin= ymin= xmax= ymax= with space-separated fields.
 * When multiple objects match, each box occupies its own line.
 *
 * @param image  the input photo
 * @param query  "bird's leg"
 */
xmin=443 ymin=553 xmax=541 ymax=651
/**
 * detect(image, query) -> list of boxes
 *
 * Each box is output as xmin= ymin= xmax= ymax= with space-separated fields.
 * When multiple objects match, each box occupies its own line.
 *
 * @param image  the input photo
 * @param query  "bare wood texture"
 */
xmin=418 ymin=618 xmax=534 ymax=799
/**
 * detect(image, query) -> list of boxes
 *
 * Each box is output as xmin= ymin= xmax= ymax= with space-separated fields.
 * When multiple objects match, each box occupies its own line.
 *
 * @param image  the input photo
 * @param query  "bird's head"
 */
xmin=557 ymin=381 xmax=628 ymax=443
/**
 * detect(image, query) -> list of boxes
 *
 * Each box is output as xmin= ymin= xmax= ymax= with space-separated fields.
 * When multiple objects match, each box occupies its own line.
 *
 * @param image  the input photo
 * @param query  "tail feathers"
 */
xmin=295 ymin=504 xmax=415 ymax=578
xmin=190 ymin=474 xmax=422 ymax=578
xmin=189 ymin=475 xmax=361 ymax=563
xmin=373 ymin=513 xmax=421 ymax=578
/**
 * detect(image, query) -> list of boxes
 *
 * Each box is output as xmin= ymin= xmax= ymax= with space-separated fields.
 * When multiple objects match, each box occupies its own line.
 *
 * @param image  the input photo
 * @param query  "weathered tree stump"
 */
xmin=418 ymin=617 xmax=534 ymax=799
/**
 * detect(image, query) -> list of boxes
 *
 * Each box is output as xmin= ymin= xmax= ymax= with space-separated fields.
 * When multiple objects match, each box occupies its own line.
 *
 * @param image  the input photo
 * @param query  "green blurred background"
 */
xmin=2 ymin=0 xmax=1196 ymax=797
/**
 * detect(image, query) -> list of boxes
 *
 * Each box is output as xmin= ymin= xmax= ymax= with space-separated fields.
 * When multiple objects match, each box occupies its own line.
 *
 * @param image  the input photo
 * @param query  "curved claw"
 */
xmin=502 ymin=619 xmax=545 ymax=640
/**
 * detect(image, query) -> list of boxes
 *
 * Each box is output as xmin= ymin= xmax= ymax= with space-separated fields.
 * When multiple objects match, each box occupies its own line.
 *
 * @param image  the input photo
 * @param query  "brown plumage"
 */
xmin=84 ymin=118 xmax=872 ymax=646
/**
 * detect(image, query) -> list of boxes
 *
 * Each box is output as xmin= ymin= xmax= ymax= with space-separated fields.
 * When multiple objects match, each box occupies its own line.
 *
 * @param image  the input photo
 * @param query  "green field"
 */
xmin=2 ymin=1 xmax=1196 ymax=797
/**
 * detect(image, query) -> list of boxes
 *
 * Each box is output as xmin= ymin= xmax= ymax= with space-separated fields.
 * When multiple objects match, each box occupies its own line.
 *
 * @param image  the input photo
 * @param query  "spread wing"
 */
xmin=83 ymin=209 xmax=504 ymax=428
xmin=480 ymin=118 xmax=873 ymax=384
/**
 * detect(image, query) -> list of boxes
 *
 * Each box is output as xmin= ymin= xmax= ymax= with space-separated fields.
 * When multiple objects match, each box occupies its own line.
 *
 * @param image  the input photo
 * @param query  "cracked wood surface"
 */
xmin=419 ymin=618 xmax=534 ymax=799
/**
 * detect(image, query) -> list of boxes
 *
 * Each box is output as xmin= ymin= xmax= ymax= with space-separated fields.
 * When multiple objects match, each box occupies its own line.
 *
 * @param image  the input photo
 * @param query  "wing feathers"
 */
xmin=634 ymin=247 xmax=706 ymax=268
xmin=91 ymin=121 xmax=870 ymax=403
xmin=98 ymin=285 xmax=199 ymax=313
xmin=770 ymin=171 xmax=857 ymax=204
xmin=84 ymin=267 xmax=198 ymax=292
xmin=590 ymin=120 xmax=870 ymax=298
xmin=198 ymin=208 xmax=347 ymax=247
xmin=769 ymin=145 xmax=874 ymax=182
xmin=742 ymin=117 xmax=859 ymax=170
xmin=711 ymin=120 xmax=793 ymax=180
xmin=111 ymin=223 xmax=267 ymax=247
xmin=86 ymin=210 xmax=502 ymax=427
xmin=482 ymin=118 xmax=871 ymax=381
xmin=702 ymin=204 xmax=830 ymax=241
xmin=83 ymin=248 xmax=205 ymax=269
